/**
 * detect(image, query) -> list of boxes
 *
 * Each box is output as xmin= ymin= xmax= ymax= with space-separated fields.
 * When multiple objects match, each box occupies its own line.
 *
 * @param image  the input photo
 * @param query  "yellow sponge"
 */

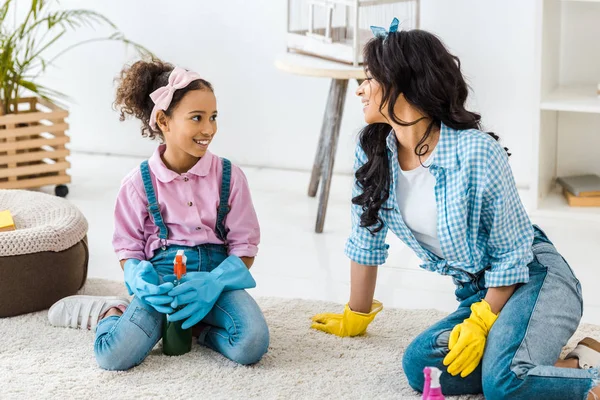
xmin=0 ymin=210 xmax=16 ymax=232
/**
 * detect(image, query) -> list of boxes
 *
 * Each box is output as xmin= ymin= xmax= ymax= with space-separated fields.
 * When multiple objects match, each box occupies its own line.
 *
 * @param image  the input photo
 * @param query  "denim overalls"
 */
xmin=94 ymin=158 xmax=269 ymax=371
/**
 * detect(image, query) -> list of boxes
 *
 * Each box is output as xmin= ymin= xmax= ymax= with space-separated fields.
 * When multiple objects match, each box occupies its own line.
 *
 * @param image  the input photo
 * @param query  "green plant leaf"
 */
xmin=21 ymin=29 xmax=66 ymax=69
xmin=0 ymin=0 xmax=154 ymax=114
xmin=0 ymin=0 xmax=12 ymax=25
xmin=19 ymin=78 xmax=68 ymax=101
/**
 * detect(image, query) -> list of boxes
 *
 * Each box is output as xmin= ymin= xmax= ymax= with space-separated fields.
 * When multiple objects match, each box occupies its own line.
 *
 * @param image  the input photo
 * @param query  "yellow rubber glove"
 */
xmin=311 ymin=300 xmax=383 ymax=337
xmin=443 ymin=299 xmax=498 ymax=378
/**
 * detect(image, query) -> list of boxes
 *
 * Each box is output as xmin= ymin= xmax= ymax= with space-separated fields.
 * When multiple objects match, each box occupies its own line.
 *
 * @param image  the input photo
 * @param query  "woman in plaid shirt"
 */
xmin=311 ymin=19 xmax=600 ymax=400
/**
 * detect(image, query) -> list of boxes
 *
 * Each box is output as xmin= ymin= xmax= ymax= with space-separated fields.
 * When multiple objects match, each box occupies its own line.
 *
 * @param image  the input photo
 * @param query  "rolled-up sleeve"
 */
xmin=344 ymin=144 xmax=389 ymax=266
xmin=225 ymin=165 xmax=260 ymax=258
xmin=112 ymin=177 xmax=148 ymax=262
xmin=482 ymin=142 xmax=534 ymax=288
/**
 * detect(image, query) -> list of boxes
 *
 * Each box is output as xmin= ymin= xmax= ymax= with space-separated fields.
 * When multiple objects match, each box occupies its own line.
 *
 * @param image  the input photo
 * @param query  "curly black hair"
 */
xmin=354 ymin=30 xmax=508 ymax=233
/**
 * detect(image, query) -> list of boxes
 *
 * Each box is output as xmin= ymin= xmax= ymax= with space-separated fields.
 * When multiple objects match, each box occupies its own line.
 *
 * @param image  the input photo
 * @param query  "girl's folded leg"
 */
xmin=94 ymin=295 xmax=164 ymax=371
xmin=197 ymin=289 xmax=269 ymax=365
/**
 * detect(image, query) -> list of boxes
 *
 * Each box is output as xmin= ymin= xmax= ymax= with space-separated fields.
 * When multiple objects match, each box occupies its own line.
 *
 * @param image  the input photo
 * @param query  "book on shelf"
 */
xmin=556 ymin=174 xmax=600 ymax=197
xmin=563 ymin=190 xmax=600 ymax=207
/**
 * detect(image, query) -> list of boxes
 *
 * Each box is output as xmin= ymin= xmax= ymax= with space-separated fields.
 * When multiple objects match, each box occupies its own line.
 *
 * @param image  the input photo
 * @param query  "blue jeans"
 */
xmin=402 ymin=226 xmax=598 ymax=399
xmin=94 ymin=244 xmax=269 ymax=371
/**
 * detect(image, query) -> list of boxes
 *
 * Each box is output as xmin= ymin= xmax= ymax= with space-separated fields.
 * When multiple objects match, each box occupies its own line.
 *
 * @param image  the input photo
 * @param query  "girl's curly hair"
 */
xmin=114 ymin=59 xmax=213 ymax=141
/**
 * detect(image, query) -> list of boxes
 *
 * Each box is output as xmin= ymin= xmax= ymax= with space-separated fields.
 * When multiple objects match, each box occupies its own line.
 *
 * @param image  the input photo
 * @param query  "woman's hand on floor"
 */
xmin=311 ymin=300 xmax=383 ymax=337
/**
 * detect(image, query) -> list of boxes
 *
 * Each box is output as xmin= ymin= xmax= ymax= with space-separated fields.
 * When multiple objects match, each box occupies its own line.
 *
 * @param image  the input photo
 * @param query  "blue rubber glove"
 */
xmin=165 ymin=255 xmax=256 ymax=329
xmin=124 ymin=259 xmax=174 ymax=314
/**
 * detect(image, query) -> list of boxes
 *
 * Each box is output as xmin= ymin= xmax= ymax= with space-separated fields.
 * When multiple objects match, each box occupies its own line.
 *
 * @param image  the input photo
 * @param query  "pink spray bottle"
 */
xmin=422 ymin=367 xmax=445 ymax=400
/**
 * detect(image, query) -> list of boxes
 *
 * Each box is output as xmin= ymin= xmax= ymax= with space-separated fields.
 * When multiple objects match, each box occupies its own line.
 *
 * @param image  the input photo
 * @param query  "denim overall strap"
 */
xmin=140 ymin=160 xmax=168 ymax=249
xmin=215 ymin=158 xmax=232 ymax=243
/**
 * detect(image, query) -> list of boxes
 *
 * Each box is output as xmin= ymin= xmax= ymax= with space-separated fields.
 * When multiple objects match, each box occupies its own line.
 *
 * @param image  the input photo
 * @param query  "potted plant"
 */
xmin=0 ymin=0 xmax=150 ymax=196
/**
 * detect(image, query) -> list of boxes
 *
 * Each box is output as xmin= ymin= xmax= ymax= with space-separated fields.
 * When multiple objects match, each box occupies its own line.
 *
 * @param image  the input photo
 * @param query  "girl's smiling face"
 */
xmin=157 ymin=88 xmax=218 ymax=160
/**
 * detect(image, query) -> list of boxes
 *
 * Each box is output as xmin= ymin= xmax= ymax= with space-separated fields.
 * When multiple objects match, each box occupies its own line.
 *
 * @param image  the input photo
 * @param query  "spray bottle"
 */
xmin=162 ymin=250 xmax=192 ymax=356
xmin=422 ymin=367 xmax=445 ymax=400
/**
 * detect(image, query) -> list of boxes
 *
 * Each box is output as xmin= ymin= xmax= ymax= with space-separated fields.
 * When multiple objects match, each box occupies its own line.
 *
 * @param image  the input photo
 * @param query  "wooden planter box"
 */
xmin=0 ymin=97 xmax=70 ymax=192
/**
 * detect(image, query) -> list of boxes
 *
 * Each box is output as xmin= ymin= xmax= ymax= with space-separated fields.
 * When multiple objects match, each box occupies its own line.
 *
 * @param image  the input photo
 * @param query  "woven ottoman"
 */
xmin=0 ymin=190 xmax=89 ymax=317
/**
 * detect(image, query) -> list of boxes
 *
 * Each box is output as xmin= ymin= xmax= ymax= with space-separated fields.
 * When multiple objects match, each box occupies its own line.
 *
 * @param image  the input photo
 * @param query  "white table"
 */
xmin=275 ymin=53 xmax=366 ymax=233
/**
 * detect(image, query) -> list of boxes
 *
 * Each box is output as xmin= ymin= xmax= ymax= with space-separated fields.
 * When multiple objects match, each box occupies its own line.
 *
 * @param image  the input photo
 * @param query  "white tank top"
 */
xmin=396 ymin=150 xmax=444 ymax=258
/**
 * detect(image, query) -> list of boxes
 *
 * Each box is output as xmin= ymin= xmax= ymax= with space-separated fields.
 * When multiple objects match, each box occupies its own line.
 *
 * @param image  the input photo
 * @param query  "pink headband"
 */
xmin=149 ymin=66 xmax=202 ymax=129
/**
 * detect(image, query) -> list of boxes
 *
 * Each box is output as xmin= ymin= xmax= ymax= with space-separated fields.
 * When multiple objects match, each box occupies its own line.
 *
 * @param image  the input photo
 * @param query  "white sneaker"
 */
xmin=565 ymin=337 xmax=600 ymax=369
xmin=48 ymin=295 xmax=130 ymax=331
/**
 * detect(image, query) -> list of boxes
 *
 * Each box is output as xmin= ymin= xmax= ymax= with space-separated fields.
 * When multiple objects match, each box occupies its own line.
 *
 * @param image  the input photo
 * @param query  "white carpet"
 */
xmin=1 ymin=279 xmax=598 ymax=400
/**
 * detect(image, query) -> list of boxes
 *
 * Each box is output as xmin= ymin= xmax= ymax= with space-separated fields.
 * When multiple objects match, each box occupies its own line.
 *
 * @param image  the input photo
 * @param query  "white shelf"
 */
xmin=533 ymin=188 xmax=600 ymax=222
xmin=540 ymin=85 xmax=600 ymax=113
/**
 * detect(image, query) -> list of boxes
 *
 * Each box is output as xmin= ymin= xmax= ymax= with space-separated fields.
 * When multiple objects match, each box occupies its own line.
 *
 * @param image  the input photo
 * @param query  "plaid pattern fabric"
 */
xmin=345 ymin=123 xmax=534 ymax=288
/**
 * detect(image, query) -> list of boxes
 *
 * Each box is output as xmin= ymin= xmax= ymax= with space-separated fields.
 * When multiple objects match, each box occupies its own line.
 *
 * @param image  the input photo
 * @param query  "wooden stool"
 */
xmin=275 ymin=53 xmax=365 ymax=233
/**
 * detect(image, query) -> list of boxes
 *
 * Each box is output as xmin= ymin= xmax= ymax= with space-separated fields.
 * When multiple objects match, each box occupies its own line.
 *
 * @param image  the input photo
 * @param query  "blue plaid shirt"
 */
xmin=344 ymin=123 xmax=534 ymax=288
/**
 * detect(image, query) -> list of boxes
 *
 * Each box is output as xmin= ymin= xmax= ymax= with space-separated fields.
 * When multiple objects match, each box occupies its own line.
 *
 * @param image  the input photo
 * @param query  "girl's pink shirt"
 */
xmin=112 ymin=145 xmax=260 ymax=261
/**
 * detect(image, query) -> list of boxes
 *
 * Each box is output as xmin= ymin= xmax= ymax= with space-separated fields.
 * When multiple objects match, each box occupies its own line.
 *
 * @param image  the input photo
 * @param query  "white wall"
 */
xmin=41 ymin=0 xmax=536 ymax=187
xmin=560 ymin=1 xmax=600 ymax=85
xmin=420 ymin=0 xmax=537 ymax=189
xmin=557 ymin=1 xmax=600 ymax=179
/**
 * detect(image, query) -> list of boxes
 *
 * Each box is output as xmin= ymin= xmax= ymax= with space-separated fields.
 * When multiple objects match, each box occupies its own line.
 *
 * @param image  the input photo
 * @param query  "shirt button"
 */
xmin=195 ymin=226 xmax=201 ymax=230
xmin=183 ymin=177 xmax=189 ymax=182
xmin=187 ymin=201 xmax=193 ymax=206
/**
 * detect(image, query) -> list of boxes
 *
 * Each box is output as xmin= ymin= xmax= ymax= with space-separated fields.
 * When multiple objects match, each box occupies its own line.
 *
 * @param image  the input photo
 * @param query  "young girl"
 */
xmin=311 ymin=19 xmax=600 ymax=400
xmin=48 ymin=59 xmax=269 ymax=370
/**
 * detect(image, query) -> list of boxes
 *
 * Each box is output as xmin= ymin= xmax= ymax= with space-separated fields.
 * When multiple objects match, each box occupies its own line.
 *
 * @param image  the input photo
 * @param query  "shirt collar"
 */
xmin=431 ymin=122 xmax=459 ymax=170
xmin=148 ymin=144 xmax=215 ymax=183
xmin=385 ymin=122 xmax=459 ymax=170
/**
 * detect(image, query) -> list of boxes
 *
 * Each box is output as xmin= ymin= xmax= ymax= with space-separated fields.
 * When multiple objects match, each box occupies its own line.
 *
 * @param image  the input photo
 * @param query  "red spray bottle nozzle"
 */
xmin=173 ymin=250 xmax=187 ymax=280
